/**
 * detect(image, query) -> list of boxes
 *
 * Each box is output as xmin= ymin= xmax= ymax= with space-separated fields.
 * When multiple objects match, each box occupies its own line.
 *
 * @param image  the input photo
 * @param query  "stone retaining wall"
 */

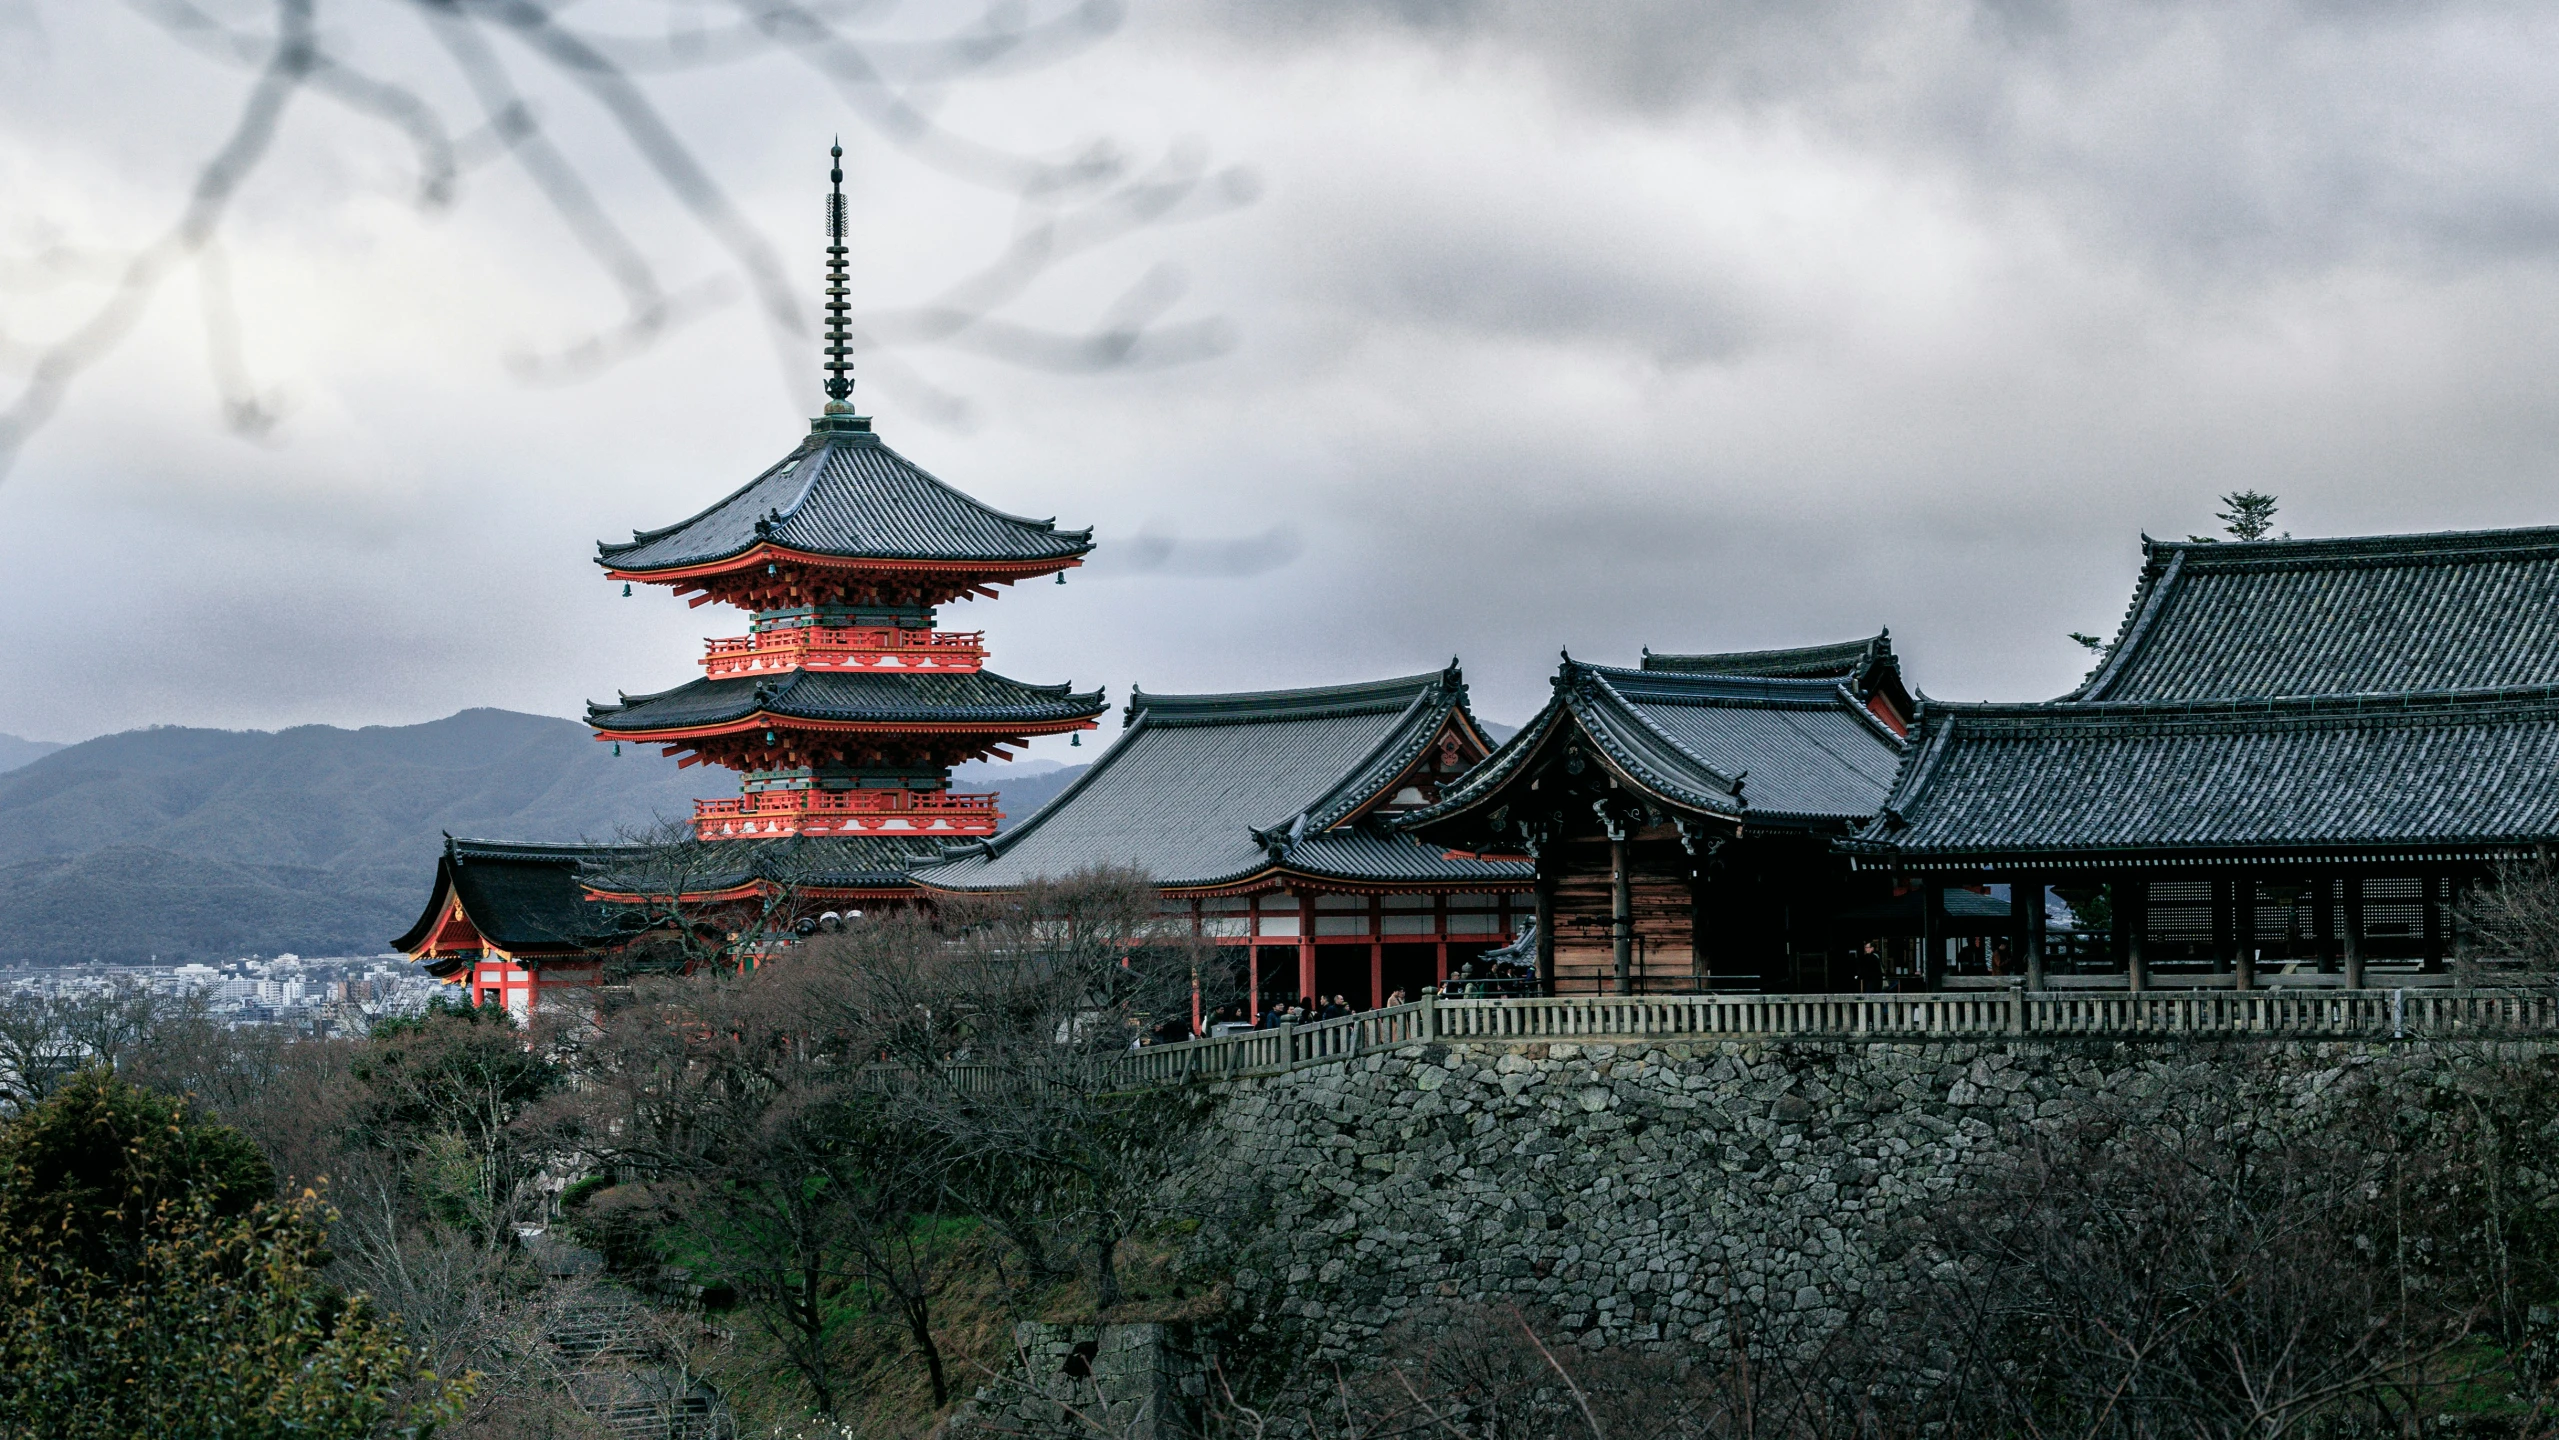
xmin=1194 ymin=1035 xmax=2557 ymax=1358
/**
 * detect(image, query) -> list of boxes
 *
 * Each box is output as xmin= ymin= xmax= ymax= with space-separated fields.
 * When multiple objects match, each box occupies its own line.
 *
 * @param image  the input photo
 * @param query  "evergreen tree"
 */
xmin=0 ymin=1069 xmax=468 ymax=1438
xmin=2216 ymin=489 xmax=2281 ymax=541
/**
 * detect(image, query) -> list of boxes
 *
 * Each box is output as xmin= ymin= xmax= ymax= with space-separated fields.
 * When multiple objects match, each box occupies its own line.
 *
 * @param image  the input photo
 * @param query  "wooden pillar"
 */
xmin=2232 ymin=876 xmax=2256 ymax=991
xmin=2019 ymin=879 xmax=2048 ymax=991
xmin=1369 ymin=943 xmax=1384 ymax=1009
xmin=1690 ymin=868 xmax=1710 ymax=992
xmin=1610 ymin=837 xmax=1633 ymax=996
xmin=1246 ymin=948 xmax=1260 ymax=1024
xmin=1920 ymin=881 xmax=1945 ymax=990
xmin=2422 ymin=874 xmax=2446 ymax=973
xmin=2209 ymin=878 xmax=2234 ymax=975
xmin=1534 ymin=867 xmax=1555 ymax=996
xmin=1297 ymin=895 xmax=1316 ymax=1002
xmin=2314 ymin=878 xmax=2337 ymax=974
xmin=2122 ymin=877 xmax=2150 ymax=992
xmin=2342 ymin=877 xmax=2368 ymax=990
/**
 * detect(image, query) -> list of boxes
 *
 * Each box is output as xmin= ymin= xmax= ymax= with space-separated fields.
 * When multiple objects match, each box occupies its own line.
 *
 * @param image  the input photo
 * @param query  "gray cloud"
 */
xmin=5 ymin=0 xmax=2559 ymax=764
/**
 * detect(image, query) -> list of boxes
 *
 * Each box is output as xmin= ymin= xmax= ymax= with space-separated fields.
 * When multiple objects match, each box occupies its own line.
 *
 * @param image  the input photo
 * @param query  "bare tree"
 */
xmin=1906 ymin=1067 xmax=2523 ymax=1440
xmin=582 ymin=821 xmax=840 ymax=981
xmin=0 ymin=0 xmax=1254 ymax=479
xmin=561 ymin=948 xmax=976 ymax=1419
xmin=826 ymin=866 xmax=1227 ymax=1311
xmin=0 ymin=979 xmax=197 ymax=1112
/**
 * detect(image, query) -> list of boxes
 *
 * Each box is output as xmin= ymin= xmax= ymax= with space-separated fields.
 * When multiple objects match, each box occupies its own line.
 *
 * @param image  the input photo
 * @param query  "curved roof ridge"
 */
xmin=2070 ymin=546 xmax=2183 ymax=701
xmin=2146 ymin=523 xmax=2559 ymax=566
xmin=1298 ymin=688 xmax=1447 ymax=835
xmin=1640 ymin=632 xmax=1886 ymax=677
xmin=606 ymin=451 xmax=806 ymax=553
xmin=1572 ymin=667 xmax=1745 ymax=798
xmin=1126 ymin=667 xmax=1460 ymax=728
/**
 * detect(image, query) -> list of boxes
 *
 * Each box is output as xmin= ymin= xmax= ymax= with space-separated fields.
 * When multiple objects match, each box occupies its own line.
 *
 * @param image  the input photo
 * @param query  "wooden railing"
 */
xmin=700 ymin=626 xmax=985 ymax=676
xmin=693 ymin=787 xmax=999 ymax=839
xmin=1108 ymin=988 xmax=2559 ymax=1085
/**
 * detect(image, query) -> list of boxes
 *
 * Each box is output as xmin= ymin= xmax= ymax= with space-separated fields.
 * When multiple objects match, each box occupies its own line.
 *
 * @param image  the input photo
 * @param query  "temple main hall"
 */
xmin=395 ymin=151 xmax=2559 ymax=1012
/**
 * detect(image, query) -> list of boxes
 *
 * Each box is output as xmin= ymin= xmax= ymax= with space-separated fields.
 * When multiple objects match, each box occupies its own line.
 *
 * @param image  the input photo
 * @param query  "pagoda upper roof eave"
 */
xmin=599 ymin=541 xmax=1088 ymax=585
xmin=587 ymin=710 xmax=1103 ymax=744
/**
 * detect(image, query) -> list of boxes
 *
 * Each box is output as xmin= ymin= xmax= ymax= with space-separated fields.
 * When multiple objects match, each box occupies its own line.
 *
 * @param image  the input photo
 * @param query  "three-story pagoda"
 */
xmin=587 ymin=145 xmax=1103 ymax=855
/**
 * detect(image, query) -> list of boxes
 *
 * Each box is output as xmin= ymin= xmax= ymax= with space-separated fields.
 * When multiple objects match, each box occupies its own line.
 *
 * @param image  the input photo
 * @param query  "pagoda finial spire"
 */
xmin=822 ymin=139 xmax=856 ymax=415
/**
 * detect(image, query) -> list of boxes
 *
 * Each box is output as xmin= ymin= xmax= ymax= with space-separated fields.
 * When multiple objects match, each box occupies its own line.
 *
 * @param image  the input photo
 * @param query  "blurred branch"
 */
xmin=0 ymin=0 xmax=1254 ymax=479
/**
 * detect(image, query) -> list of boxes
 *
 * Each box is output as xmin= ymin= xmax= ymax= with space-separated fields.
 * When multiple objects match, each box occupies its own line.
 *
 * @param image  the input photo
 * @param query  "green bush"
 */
xmin=0 ymin=1069 xmax=471 ymax=1438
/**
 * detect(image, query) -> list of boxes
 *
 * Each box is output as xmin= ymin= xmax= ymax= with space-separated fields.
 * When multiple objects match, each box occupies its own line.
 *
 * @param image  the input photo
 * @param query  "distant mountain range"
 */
xmin=0 ymin=734 xmax=64 ymax=775
xmin=0 ymin=711 xmax=1095 ymax=966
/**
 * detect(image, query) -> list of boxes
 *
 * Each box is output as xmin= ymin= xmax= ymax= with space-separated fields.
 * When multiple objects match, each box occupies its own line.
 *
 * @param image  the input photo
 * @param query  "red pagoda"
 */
xmin=587 ymin=144 xmax=1102 ymax=859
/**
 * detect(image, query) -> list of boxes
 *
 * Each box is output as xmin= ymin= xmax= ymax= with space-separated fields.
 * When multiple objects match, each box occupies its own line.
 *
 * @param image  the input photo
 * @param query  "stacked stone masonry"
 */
xmin=1196 ymin=1036 xmax=2558 ymax=1358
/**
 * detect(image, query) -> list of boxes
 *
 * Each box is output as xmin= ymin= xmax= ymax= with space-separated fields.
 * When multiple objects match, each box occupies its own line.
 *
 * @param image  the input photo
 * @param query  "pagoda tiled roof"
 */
xmin=588 ymin=668 xmax=1106 ymax=733
xmin=1853 ymin=686 xmax=2559 ymax=866
xmin=579 ymin=834 xmax=946 ymax=893
xmin=2072 ymin=526 xmax=2559 ymax=702
xmin=914 ymin=665 xmax=1531 ymax=892
xmin=1404 ymin=661 xmax=1908 ymax=834
xmin=596 ymin=425 xmax=1093 ymax=573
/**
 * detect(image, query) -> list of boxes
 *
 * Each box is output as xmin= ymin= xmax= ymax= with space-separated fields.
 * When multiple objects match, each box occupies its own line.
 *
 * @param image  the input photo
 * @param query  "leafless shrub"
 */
xmin=820 ymin=866 xmax=1234 ymax=1312
xmin=2458 ymin=860 xmax=2559 ymax=985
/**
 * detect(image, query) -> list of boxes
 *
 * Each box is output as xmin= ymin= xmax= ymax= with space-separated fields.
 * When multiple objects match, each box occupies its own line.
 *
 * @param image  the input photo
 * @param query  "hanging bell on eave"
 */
xmin=1056 ymin=572 xmax=1066 ymax=585
xmin=1071 ymin=732 xmax=1081 ymax=747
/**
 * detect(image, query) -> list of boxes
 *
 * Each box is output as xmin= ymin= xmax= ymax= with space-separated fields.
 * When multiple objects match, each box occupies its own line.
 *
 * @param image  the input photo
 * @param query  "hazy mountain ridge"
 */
xmin=0 ymin=714 xmax=1102 ymax=965
xmin=0 ymin=709 xmax=736 ymax=965
xmin=0 ymin=734 xmax=64 ymax=775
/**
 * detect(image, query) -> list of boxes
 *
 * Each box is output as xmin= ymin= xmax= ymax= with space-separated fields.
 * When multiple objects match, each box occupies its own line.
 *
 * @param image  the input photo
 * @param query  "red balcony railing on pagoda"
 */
xmin=699 ymin=626 xmax=986 ymax=677
xmin=692 ymin=787 xmax=1001 ymax=839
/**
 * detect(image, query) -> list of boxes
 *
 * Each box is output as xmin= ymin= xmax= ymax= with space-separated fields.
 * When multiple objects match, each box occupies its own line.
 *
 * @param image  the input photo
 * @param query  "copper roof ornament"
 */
xmin=822 ymin=140 xmax=859 ymax=420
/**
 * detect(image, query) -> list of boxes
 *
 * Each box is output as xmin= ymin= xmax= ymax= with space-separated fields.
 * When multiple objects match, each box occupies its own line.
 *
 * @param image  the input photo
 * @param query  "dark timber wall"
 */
xmin=1549 ymin=835 xmax=1694 ymax=989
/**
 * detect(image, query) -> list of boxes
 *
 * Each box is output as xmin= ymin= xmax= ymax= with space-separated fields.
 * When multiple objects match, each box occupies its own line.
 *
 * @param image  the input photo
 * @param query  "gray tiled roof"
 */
xmin=1406 ymin=661 xmax=1907 ymax=833
xmin=597 ymin=428 xmax=1092 ymax=572
xmin=588 ymin=669 xmax=1106 ymax=733
xmin=392 ymin=837 xmax=633 ymax=965
xmin=2074 ymin=527 xmax=2559 ymax=702
xmin=1857 ymin=687 xmax=2559 ymax=863
xmin=915 ymin=666 xmax=1532 ymax=891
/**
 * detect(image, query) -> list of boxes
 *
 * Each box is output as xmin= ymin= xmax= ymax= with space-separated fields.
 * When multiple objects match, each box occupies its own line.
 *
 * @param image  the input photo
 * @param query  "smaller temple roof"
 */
xmin=1406 ymin=660 xmax=1908 ymax=836
xmin=589 ymin=668 xmax=1106 ymax=734
xmin=1853 ymin=686 xmax=2559 ymax=869
xmin=1642 ymin=632 xmax=1913 ymax=728
xmin=597 ymin=427 xmax=1094 ymax=574
xmin=2072 ymin=525 xmax=2559 ymax=703
xmin=915 ymin=665 xmax=1529 ymax=892
xmin=390 ymin=837 xmax=635 ymax=974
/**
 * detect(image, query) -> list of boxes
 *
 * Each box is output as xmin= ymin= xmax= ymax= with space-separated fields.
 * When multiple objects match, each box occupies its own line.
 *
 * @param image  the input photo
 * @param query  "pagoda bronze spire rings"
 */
xmin=823 ymin=139 xmax=856 ymax=412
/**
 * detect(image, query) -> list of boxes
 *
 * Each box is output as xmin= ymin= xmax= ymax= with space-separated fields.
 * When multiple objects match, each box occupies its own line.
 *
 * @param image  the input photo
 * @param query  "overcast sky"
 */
xmin=5 ymin=1 xmax=2559 ymax=758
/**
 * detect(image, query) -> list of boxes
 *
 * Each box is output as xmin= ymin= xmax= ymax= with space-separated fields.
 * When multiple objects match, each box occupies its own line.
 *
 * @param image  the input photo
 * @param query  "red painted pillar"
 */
xmin=1369 ymin=945 xmax=1384 ymax=1009
xmin=1297 ymin=895 xmax=1316 ymax=1001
